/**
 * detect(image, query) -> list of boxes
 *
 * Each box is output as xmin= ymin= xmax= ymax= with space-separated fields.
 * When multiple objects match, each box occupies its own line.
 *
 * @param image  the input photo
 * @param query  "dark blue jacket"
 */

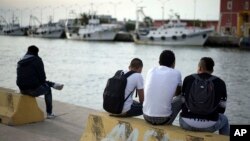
xmin=16 ymin=54 xmax=46 ymax=90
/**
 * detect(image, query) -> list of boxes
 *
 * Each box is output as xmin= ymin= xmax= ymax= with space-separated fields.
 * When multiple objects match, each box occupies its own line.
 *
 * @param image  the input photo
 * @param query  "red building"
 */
xmin=219 ymin=0 xmax=250 ymax=37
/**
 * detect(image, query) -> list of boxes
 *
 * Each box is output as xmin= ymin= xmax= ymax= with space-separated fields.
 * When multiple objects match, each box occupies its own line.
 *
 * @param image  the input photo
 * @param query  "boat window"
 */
xmin=172 ymin=36 xmax=177 ymax=40
xmin=149 ymin=37 xmax=154 ymax=41
xmin=182 ymin=34 xmax=187 ymax=39
xmin=161 ymin=36 xmax=166 ymax=40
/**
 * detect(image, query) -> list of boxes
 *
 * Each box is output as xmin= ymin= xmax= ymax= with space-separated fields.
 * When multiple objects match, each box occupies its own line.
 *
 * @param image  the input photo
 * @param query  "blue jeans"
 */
xmin=125 ymin=100 xmax=143 ymax=117
xmin=179 ymin=114 xmax=230 ymax=135
xmin=21 ymin=81 xmax=54 ymax=114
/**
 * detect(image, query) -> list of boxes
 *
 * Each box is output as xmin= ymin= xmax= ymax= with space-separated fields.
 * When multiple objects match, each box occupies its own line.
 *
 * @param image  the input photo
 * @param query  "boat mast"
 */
xmin=131 ymin=0 xmax=143 ymax=31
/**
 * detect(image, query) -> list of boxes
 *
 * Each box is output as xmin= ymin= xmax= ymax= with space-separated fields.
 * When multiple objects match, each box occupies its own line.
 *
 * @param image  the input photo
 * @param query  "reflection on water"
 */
xmin=0 ymin=36 xmax=250 ymax=124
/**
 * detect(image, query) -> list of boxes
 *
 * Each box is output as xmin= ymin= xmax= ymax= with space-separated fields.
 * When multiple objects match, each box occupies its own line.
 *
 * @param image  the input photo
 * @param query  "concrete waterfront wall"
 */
xmin=80 ymin=113 xmax=229 ymax=141
xmin=0 ymin=87 xmax=44 ymax=125
xmin=204 ymin=35 xmax=240 ymax=47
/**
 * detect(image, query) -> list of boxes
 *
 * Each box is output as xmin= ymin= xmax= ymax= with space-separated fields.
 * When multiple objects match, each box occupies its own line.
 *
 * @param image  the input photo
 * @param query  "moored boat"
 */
xmin=133 ymin=9 xmax=214 ymax=46
xmin=65 ymin=18 xmax=120 ymax=41
xmin=28 ymin=15 xmax=65 ymax=38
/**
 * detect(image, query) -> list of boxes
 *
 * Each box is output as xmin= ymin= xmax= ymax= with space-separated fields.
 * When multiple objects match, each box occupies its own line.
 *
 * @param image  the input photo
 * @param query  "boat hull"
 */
xmin=134 ymin=30 xmax=213 ymax=46
xmin=0 ymin=29 xmax=26 ymax=36
xmin=29 ymin=30 xmax=64 ymax=38
xmin=66 ymin=30 xmax=117 ymax=41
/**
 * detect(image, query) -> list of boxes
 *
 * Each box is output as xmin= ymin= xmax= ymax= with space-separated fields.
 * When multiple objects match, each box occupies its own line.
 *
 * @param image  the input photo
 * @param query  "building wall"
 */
xmin=220 ymin=0 xmax=250 ymax=36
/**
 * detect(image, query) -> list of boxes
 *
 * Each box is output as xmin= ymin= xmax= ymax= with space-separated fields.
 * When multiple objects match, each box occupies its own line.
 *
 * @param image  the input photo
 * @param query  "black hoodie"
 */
xmin=16 ymin=54 xmax=46 ymax=90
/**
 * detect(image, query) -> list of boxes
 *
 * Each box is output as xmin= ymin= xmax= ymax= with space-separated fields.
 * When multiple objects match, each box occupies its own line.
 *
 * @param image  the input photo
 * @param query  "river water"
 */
xmin=0 ymin=36 xmax=250 ymax=125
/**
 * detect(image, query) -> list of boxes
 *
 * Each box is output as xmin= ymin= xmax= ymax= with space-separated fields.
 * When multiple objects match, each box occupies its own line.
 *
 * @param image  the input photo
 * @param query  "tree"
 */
xmin=79 ymin=13 xmax=89 ymax=25
xmin=125 ymin=20 xmax=135 ymax=31
xmin=143 ymin=16 xmax=153 ymax=27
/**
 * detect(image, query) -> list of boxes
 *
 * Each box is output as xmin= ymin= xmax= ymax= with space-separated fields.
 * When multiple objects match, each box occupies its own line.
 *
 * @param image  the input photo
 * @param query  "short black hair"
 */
xmin=27 ymin=45 xmax=39 ymax=56
xmin=199 ymin=57 xmax=214 ymax=72
xmin=130 ymin=58 xmax=143 ymax=69
xmin=159 ymin=50 xmax=175 ymax=67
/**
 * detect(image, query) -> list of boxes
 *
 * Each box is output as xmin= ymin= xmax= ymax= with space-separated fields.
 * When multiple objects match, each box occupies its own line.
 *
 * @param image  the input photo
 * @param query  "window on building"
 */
xmin=245 ymin=2 xmax=249 ymax=10
xmin=243 ymin=14 xmax=249 ymax=22
xmin=227 ymin=1 xmax=232 ymax=10
xmin=225 ymin=27 xmax=232 ymax=35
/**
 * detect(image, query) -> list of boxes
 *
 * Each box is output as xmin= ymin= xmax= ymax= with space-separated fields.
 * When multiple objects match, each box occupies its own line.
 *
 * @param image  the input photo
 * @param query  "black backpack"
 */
xmin=185 ymin=74 xmax=218 ymax=115
xmin=103 ymin=70 xmax=135 ymax=114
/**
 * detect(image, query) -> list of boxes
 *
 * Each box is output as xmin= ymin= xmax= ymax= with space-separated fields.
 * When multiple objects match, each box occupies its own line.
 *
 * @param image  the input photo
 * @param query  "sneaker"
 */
xmin=47 ymin=113 xmax=56 ymax=119
xmin=53 ymin=83 xmax=64 ymax=90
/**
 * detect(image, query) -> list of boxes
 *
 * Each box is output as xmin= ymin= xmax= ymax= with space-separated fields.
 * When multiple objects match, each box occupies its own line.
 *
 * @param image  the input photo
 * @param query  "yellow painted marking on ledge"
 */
xmin=80 ymin=113 xmax=229 ymax=141
xmin=0 ymin=87 xmax=44 ymax=125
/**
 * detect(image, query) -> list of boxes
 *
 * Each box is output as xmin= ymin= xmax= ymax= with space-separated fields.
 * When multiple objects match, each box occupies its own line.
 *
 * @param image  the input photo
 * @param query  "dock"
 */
xmin=0 ymin=98 xmax=229 ymax=141
xmin=0 ymin=99 xmax=98 ymax=141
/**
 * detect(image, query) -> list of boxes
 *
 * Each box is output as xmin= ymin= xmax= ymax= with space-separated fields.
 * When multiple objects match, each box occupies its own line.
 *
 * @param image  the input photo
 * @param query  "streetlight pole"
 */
xmin=41 ymin=6 xmax=51 ymax=24
xmin=193 ymin=0 xmax=196 ymax=28
xmin=53 ymin=6 xmax=60 ymax=22
xmin=158 ymin=0 xmax=169 ymax=25
xmin=109 ymin=1 xmax=121 ymax=18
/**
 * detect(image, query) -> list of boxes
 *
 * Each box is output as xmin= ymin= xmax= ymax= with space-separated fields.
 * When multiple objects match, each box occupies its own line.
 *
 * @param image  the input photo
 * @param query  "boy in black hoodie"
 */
xmin=16 ymin=45 xmax=64 ymax=119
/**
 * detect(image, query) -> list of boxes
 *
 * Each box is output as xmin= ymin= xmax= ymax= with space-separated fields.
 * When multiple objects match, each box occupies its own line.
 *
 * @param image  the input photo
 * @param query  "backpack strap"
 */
xmin=124 ymin=71 xmax=136 ymax=78
xmin=123 ymin=71 xmax=136 ymax=102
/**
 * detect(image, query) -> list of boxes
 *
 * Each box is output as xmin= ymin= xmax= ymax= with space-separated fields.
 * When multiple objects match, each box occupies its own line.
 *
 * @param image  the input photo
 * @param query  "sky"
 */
xmin=0 ymin=0 xmax=220 ymax=26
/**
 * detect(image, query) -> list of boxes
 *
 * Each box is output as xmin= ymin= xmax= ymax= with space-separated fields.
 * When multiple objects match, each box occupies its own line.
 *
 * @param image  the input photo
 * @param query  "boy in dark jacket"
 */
xmin=16 ymin=45 xmax=64 ymax=119
xmin=179 ymin=57 xmax=229 ymax=135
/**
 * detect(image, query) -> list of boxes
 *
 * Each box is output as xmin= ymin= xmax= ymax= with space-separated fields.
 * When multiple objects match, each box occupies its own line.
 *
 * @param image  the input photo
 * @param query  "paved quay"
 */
xmin=0 ymin=99 xmax=99 ymax=141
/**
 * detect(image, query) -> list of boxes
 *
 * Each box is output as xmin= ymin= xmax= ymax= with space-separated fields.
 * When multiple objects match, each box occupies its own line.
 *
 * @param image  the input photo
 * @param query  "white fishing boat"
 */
xmin=65 ymin=18 xmax=120 ymax=41
xmin=134 ymin=9 xmax=214 ymax=46
xmin=0 ymin=15 xmax=26 ymax=36
xmin=28 ymin=15 xmax=65 ymax=38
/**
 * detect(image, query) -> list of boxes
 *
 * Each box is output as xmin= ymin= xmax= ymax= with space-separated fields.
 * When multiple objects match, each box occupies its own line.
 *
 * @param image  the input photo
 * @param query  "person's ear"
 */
xmin=197 ymin=66 xmax=202 ymax=73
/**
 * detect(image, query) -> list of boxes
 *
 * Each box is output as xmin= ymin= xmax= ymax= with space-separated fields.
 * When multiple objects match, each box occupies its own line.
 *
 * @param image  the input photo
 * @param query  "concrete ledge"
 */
xmin=81 ymin=113 xmax=229 ymax=141
xmin=0 ymin=87 xmax=44 ymax=125
xmin=0 ymin=99 xmax=98 ymax=141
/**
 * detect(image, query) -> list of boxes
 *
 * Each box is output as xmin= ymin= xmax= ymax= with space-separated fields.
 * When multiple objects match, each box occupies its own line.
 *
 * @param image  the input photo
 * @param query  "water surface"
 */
xmin=0 ymin=36 xmax=249 ymax=125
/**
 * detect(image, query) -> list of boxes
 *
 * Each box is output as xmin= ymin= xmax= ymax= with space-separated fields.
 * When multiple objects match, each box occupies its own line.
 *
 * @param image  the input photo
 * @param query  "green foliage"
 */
xmin=79 ymin=13 xmax=89 ymax=25
xmin=143 ymin=16 xmax=153 ymax=27
xmin=125 ymin=20 xmax=135 ymax=31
